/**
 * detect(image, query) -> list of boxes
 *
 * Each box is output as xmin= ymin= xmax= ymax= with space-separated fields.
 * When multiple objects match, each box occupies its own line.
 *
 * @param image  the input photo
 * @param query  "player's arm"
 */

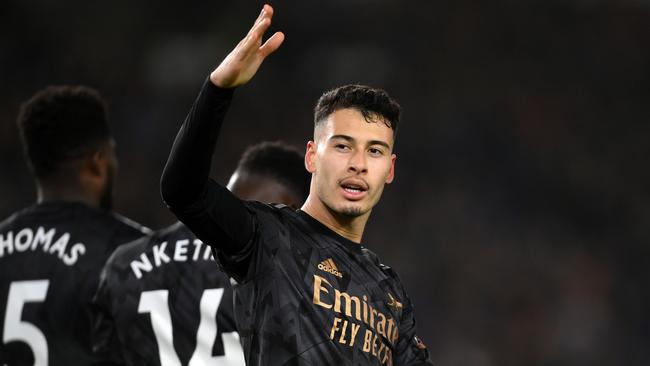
xmin=160 ymin=5 xmax=284 ymax=262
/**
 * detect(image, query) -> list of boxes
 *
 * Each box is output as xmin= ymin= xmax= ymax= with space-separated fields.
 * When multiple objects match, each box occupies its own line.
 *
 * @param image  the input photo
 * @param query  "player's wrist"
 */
xmin=209 ymin=70 xmax=232 ymax=89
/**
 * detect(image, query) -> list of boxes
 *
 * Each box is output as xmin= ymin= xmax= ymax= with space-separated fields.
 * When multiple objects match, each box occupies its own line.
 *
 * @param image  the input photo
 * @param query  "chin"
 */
xmin=336 ymin=204 xmax=367 ymax=218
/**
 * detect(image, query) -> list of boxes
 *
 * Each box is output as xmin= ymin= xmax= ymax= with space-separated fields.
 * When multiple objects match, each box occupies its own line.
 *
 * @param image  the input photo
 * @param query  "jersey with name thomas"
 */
xmin=0 ymin=201 xmax=149 ymax=366
xmin=92 ymin=221 xmax=244 ymax=366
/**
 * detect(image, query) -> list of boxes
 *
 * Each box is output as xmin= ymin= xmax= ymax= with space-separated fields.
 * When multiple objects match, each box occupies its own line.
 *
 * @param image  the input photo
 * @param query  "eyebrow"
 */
xmin=329 ymin=134 xmax=391 ymax=150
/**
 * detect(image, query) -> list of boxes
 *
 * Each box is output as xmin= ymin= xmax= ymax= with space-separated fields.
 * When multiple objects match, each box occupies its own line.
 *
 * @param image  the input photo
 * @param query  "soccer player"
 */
xmin=160 ymin=5 xmax=432 ymax=365
xmin=0 ymin=86 xmax=149 ymax=365
xmin=91 ymin=141 xmax=309 ymax=366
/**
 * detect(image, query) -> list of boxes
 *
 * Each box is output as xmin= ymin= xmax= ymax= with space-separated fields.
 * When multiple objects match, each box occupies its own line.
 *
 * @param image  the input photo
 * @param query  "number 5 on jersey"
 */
xmin=138 ymin=288 xmax=244 ymax=366
xmin=3 ymin=280 xmax=50 ymax=366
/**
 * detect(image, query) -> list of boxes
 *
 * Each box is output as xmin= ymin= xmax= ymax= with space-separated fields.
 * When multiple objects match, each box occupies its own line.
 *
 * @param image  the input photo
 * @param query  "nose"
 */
xmin=348 ymin=149 xmax=368 ymax=174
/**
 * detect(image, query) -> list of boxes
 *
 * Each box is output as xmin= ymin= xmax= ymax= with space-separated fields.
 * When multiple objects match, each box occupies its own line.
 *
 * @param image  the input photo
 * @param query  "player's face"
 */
xmin=306 ymin=108 xmax=396 ymax=218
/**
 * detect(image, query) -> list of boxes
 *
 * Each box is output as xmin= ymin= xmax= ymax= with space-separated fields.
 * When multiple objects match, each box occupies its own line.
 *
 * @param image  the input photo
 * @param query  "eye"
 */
xmin=368 ymin=147 xmax=384 ymax=156
xmin=335 ymin=144 xmax=351 ymax=151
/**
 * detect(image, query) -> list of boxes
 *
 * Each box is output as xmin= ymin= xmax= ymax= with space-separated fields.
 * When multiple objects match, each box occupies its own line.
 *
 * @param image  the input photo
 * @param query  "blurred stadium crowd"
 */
xmin=1 ymin=0 xmax=648 ymax=365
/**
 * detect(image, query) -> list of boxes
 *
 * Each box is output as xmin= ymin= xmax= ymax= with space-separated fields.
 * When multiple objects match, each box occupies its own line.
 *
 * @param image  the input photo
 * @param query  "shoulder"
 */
xmin=156 ymin=221 xmax=191 ymax=239
xmin=361 ymin=248 xmax=418 ymax=316
xmin=362 ymin=247 xmax=404 ymax=283
xmin=361 ymin=247 xmax=386 ymax=268
xmin=103 ymin=234 xmax=151 ymax=276
xmin=244 ymin=201 xmax=293 ymax=214
xmin=0 ymin=204 xmax=43 ymax=231
xmin=0 ymin=211 xmax=20 ymax=231
xmin=104 ymin=221 xmax=199 ymax=271
xmin=107 ymin=212 xmax=152 ymax=236
xmin=12 ymin=202 xmax=152 ymax=240
xmin=105 ymin=222 xmax=186 ymax=268
xmin=243 ymin=201 xmax=299 ymax=227
xmin=80 ymin=209 xmax=151 ymax=249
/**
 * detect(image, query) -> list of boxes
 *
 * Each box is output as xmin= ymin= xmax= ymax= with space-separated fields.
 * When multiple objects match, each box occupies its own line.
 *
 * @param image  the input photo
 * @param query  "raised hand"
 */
xmin=210 ymin=4 xmax=285 ymax=88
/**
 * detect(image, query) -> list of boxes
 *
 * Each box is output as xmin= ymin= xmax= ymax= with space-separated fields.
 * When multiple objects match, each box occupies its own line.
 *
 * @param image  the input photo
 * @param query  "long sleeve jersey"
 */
xmin=160 ymin=79 xmax=432 ymax=366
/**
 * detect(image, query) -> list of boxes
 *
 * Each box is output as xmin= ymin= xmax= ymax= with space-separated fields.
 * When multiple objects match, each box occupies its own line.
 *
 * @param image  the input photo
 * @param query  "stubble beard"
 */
xmin=316 ymin=177 xmax=370 ymax=219
xmin=320 ymin=191 xmax=367 ymax=218
xmin=337 ymin=204 xmax=365 ymax=217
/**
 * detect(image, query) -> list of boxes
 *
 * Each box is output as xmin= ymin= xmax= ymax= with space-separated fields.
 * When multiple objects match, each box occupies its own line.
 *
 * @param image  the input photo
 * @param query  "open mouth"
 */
xmin=342 ymin=186 xmax=365 ymax=193
xmin=340 ymin=179 xmax=368 ymax=199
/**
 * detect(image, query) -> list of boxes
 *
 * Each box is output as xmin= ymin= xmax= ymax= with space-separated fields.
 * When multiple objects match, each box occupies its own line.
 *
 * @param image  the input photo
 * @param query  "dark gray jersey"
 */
xmin=212 ymin=201 xmax=430 ymax=366
xmin=0 ymin=202 xmax=148 ymax=366
xmin=92 ymin=222 xmax=244 ymax=366
xmin=161 ymin=80 xmax=432 ymax=365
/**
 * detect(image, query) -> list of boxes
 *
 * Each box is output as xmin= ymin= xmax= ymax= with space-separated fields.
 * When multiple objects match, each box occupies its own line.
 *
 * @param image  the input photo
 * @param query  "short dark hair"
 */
xmin=237 ymin=141 xmax=310 ymax=201
xmin=17 ymin=85 xmax=111 ymax=179
xmin=314 ymin=84 xmax=401 ymax=136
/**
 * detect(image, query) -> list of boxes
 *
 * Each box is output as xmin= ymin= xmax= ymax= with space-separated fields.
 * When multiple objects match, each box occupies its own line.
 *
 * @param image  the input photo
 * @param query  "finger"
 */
xmin=259 ymin=31 xmax=285 ymax=57
xmin=252 ymin=15 xmax=272 ymax=40
xmin=231 ymin=12 xmax=262 ymax=57
xmin=249 ymin=4 xmax=273 ymax=36
xmin=262 ymin=4 xmax=274 ymax=20
xmin=242 ymin=5 xmax=274 ymax=50
xmin=235 ymin=5 xmax=276 ymax=60
xmin=250 ymin=5 xmax=267 ymax=30
xmin=241 ymin=17 xmax=272 ymax=54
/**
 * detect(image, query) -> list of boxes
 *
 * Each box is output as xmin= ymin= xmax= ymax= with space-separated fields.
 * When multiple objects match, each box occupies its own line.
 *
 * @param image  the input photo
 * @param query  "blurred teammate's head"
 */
xmin=305 ymin=84 xmax=401 ymax=220
xmin=17 ymin=85 xmax=117 ymax=210
xmin=227 ymin=141 xmax=309 ymax=208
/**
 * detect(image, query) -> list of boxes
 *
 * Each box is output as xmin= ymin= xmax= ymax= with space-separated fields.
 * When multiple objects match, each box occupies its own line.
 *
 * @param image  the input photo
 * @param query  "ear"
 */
xmin=86 ymin=150 xmax=108 ymax=179
xmin=305 ymin=140 xmax=317 ymax=173
xmin=385 ymin=153 xmax=396 ymax=184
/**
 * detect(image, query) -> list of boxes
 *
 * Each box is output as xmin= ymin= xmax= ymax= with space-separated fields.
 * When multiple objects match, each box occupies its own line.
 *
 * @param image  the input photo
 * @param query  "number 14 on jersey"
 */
xmin=138 ymin=288 xmax=244 ymax=366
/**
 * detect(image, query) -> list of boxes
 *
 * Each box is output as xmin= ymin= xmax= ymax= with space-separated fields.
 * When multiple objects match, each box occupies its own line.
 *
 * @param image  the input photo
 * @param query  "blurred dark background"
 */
xmin=1 ymin=0 xmax=649 ymax=365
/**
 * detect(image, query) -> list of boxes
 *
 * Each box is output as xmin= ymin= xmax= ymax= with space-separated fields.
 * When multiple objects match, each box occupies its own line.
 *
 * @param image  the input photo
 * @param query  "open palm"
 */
xmin=210 ymin=4 xmax=285 ymax=88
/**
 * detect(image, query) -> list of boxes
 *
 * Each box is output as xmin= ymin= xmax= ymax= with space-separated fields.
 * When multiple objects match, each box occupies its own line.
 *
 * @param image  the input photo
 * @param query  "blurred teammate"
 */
xmin=0 ymin=86 xmax=149 ymax=365
xmin=92 ymin=142 xmax=309 ymax=366
xmin=160 ymin=5 xmax=432 ymax=365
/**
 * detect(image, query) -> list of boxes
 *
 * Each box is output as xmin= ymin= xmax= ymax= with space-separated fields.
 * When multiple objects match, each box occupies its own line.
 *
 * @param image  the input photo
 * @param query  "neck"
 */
xmin=36 ymin=179 xmax=100 ymax=208
xmin=301 ymin=194 xmax=369 ymax=243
